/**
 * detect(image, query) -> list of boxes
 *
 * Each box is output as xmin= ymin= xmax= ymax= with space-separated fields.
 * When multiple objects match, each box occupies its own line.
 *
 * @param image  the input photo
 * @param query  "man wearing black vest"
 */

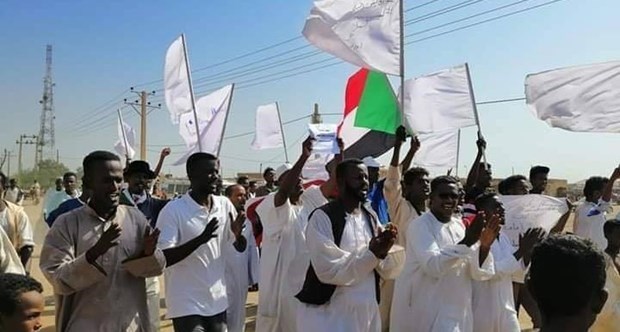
xmin=296 ymin=158 xmax=402 ymax=332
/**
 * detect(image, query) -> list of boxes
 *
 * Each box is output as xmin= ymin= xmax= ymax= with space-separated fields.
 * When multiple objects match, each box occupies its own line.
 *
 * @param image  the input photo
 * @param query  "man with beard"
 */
xmin=472 ymin=193 xmax=545 ymax=332
xmin=296 ymin=158 xmax=402 ymax=332
xmin=391 ymin=176 xmax=499 ymax=332
xmin=380 ymin=126 xmax=429 ymax=331
xmin=40 ymin=151 xmax=165 ymax=331
xmin=119 ymin=160 xmax=169 ymax=332
xmin=156 ymin=152 xmax=246 ymax=332
xmin=224 ymin=184 xmax=259 ymax=332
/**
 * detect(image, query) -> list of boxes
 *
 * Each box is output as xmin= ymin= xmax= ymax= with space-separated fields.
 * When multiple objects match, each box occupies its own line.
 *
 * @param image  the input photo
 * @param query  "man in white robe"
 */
xmin=255 ymin=137 xmax=343 ymax=332
xmin=381 ymin=128 xmax=428 ymax=331
xmin=296 ymin=159 xmax=403 ymax=332
xmin=391 ymin=176 xmax=499 ymax=332
xmin=225 ymin=184 xmax=260 ymax=332
xmin=471 ymin=193 xmax=545 ymax=332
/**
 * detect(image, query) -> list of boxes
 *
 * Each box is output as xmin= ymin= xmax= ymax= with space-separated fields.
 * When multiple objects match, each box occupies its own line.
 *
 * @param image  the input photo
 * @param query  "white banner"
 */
xmin=309 ymin=123 xmax=339 ymax=155
xmin=402 ymin=64 xmax=476 ymax=134
xmin=164 ymin=35 xmax=192 ymax=124
xmin=526 ymin=61 xmax=620 ymax=132
xmin=501 ymin=194 xmax=568 ymax=248
xmin=302 ymin=0 xmax=401 ymax=75
xmin=251 ymin=103 xmax=284 ymax=150
xmin=174 ymin=84 xmax=234 ymax=165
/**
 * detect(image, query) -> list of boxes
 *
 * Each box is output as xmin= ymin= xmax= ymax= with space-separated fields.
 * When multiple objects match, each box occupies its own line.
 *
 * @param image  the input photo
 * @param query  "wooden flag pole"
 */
xmin=117 ymin=109 xmax=130 ymax=161
xmin=275 ymin=102 xmax=289 ymax=163
xmin=465 ymin=63 xmax=489 ymax=170
xmin=181 ymin=33 xmax=202 ymax=152
xmin=217 ymin=84 xmax=235 ymax=158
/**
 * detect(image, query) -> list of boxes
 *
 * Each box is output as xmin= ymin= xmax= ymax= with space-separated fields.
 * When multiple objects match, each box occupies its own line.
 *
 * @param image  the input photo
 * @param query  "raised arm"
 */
xmin=400 ymin=132 xmax=420 ymax=172
xmin=465 ymin=138 xmax=486 ymax=191
xmin=153 ymin=147 xmax=171 ymax=178
xmin=274 ymin=137 xmax=313 ymax=207
xmin=602 ymin=166 xmax=620 ymax=203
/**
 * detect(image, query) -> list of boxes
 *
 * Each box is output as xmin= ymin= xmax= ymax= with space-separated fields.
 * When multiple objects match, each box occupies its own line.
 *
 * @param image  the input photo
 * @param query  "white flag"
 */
xmin=164 ymin=36 xmax=192 ymax=124
xmin=526 ymin=61 xmax=620 ymax=133
xmin=402 ymin=64 xmax=476 ymax=134
xmin=303 ymin=153 xmax=331 ymax=181
xmin=302 ymin=0 xmax=401 ymax=75
xmin=114 ymin=119 xmax=136 ymax=159
xmin=251 ymin=103 xmax=284 ymax=150
xmin=174 ymin=84 xmax=234 ymax=166
xmin=413 ymin=130 xmax=458 ymax=174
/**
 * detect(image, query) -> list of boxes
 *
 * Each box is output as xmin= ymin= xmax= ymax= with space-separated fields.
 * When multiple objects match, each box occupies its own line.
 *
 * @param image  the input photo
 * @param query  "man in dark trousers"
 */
xmin=120 ymin=160 xmax=169 ymax=332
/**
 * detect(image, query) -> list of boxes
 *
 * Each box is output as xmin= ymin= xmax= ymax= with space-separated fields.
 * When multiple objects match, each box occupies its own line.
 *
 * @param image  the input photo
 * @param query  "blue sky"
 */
xmin=1 ymin=0 xmax=619 ymax=182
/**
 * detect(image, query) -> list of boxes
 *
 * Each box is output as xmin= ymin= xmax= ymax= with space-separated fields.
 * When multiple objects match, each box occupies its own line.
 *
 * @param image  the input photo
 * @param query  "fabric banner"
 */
xmin=114 ymin=118 xmax=136 ymax=159
xmin=164 ymin=35 xmax=192 ymax=124
xmin=413 ymin=130 xmax=458 ymax=173
xmin=251 ymin=103 xmax=284 ymax=150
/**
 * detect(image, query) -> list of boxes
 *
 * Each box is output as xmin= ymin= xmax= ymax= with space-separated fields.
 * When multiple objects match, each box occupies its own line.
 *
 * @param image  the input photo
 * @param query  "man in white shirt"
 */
xmin=4 ymin=179 xmax=24 ymax=206
xmin=574 ymin=167 xmax=620 ymax=250
xmin=0 ymin=172 xmax=34 ymax=268
xmin=390 ymin=176 xmax=499 ymax=332
xmin=224 ymin=184 xmax=259 ymax=332
xmin=472 ymin=193 xmax=545 ymax=332
xmin=296 ymin=158 xmax=402 ymax=332
xmin=156 ymin=152 xmax=246 ymax=332
xmin=43 ymin=173 xmax=80 ymax=222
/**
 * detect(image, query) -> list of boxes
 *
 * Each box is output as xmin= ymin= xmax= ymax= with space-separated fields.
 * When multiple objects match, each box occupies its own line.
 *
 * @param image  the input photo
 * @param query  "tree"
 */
xmin=18 ymin=159 xmax=71 ymax=190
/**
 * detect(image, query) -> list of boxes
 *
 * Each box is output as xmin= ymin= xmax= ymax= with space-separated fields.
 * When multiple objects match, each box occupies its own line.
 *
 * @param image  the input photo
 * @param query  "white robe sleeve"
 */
xmin=306 ymin=210 xmax=379 ymax=286
xmin=467 ymin=243 xmax=495 ymax=281
xmin=155 ymin=204 xmax=180 ymax=250
xmin=0 ymin=227 xmax=24 ymax=274
xmin=246 ymin=220 xmax=260 ymax=285
xmin=491 ymin=235 xmax=523 ymax=280
xmin=410 ymin=218 xmax=482 ymax=278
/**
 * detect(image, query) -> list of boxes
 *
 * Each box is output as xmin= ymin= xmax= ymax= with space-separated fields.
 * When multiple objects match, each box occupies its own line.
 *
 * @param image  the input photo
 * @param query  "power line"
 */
xmin=406 ymin=0 xmax=567 ymax=45
xmin=405 ymin=0 xmax=445 ymax=13
xmin=406 ymin=0 xmax=532 ymax=37
xmin=405 ymin=0 xmax=487 ymax=26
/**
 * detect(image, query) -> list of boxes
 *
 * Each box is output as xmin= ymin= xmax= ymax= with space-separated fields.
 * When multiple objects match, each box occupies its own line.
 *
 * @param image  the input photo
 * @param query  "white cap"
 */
xmin=275 ymin=163 xmax=293 ymax=181
xmin=362 ymin=156 xmax=381 ymax=168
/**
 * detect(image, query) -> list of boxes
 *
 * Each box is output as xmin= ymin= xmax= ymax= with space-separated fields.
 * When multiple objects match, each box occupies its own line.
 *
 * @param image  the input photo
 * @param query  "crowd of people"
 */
xmin=0 ymin=128 xmax=619 ymax=332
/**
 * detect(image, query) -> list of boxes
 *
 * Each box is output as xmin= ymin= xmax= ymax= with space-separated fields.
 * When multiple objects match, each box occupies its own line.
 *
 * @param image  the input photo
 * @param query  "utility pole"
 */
xmin=311 ymin=103 xmax=322 ymax=124
xmin=124 ymin=88 xmax=161 ymax=160
xmin=37 ymin=45 xmax=56 ymax=163
xmin=16 ymin=135 xmax=38 ymax=183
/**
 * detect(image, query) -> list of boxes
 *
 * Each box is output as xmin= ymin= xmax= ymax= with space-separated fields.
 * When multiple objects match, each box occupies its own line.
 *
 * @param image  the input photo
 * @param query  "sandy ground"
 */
xmin=24 ymin=199 xmax=600 ymax=331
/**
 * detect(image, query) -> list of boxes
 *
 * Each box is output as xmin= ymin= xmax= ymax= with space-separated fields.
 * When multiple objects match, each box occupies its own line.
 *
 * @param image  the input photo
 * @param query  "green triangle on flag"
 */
xmin=353 ymin=70 xmax=400 ymax=134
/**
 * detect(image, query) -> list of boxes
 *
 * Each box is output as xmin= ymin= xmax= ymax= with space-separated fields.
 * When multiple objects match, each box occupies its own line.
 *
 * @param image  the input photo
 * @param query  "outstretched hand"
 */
xmin=230 ymin=212 xmax=246 ymax=239
xmin=199 ymin=218 xmax=220 ymax=244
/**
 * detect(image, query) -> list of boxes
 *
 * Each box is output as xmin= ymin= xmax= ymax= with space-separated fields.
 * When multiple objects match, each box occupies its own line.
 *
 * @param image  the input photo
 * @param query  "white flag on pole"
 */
xmin=413 ymin=130 xmax=458 ymax=174
xmin=302 ymin=0 xmax=401 ymax=75
xmin=251 ymin=103 xmax=284 ymax=150
xmin=164 ymin=36 xmax=192 ymax=124
xmin=114 ymin=118 xmax=136 ymax=159
xmin=526 ymin=61 xmax=620 ymax=133
xmin=402 ymin=64 xmax=476 ymax=134
xmin=174 ymin=84 xmax=234 ymax=165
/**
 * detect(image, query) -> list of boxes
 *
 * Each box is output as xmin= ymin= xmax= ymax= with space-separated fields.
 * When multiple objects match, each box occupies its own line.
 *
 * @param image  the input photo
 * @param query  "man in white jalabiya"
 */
xmin=256 ymin=136 xmax=337 ymax=332
xmin=471 ymin=193 xmax=545 ymax=332
xmin=296 ymin=158 xmax=403 ymax=332
xmin=390 ymin=176 xmax=500 ymax=332
xmin=224 ymin=184 xmax=260 ymax=332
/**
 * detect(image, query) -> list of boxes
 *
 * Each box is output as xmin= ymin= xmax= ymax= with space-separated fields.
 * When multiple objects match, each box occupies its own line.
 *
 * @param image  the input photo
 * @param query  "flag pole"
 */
xmin=456 ymin=129 xmax=461 ymax=178
xmin=217 ymin=84 xmax=235 ymax=158
xmin=117 ymin=109 xmax=130 ymax=161
xmin=275 ymin=102 xmax=289 ymax=163
xmin=464 ymin=62 xmax=488 ymax=170
xmin=399 ymin=0 xmax=406 ymax=124
xmin=181 ymin=33 xmax=202 ymax=152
